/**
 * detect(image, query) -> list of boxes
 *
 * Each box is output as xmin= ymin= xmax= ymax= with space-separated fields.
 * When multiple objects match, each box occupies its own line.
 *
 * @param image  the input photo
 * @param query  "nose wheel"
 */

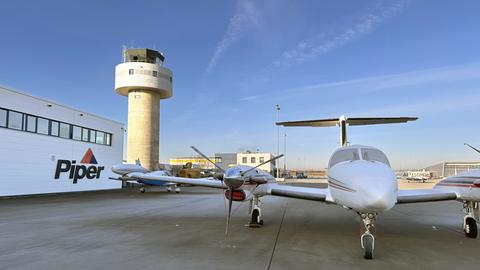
xmin=248 ymin=196 xmax=263 ymax=228
xmin=359 ymin=212 xmax=376 ymax=259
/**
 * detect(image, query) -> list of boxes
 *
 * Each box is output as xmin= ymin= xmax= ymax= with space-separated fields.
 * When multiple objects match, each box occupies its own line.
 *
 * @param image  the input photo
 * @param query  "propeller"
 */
xmin=464 ymin=143 xmax=480 ymax=155
xmin=189 ymin=146 xmax=284 ymax=236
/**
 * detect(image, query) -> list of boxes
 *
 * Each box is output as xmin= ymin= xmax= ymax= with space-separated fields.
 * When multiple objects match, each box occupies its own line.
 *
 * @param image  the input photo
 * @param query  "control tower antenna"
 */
xmin=115 ymin=48 xmax=173 ymax=170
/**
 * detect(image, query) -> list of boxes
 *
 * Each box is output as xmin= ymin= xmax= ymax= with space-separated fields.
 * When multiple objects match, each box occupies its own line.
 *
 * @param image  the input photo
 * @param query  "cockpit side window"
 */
xmin=328 ymin=149 xmax=360 ymax=168
xmin=361 ymin=148 xmax=390 ymax=167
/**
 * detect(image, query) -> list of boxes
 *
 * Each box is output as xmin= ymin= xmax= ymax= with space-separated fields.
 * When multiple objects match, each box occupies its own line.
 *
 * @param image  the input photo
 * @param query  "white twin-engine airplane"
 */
xmin=111 ymin=160 xmax=181 ymax=193
xmin=111 ymin=116 xmax=480 ymax=259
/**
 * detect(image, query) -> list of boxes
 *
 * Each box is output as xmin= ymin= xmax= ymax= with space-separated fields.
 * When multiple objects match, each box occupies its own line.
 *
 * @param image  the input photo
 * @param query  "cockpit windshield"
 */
xmin=328 ymin=149 xmax=360 ymax=168
xmin=361 ymin=148 xmax=390 ymax=166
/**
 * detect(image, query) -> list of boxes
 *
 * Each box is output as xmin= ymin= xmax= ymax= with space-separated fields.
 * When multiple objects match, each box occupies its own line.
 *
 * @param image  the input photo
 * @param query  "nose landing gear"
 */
xmin=248 ymin=196 xmax=263 ymax=228
xmin=359 ymin=212 xmax=376 ymax=259
xmin=463 ymin=201 xmax=479 ymax=238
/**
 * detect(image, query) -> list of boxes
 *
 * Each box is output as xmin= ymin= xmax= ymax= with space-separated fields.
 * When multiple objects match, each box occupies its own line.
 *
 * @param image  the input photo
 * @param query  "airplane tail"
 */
xmin=277 ymin=115 xmax=417 ymax=146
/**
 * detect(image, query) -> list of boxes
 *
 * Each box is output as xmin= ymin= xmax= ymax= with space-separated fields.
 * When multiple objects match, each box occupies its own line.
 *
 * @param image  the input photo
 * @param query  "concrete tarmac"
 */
xmin=1 ymin=184 xmax=479 ymax=270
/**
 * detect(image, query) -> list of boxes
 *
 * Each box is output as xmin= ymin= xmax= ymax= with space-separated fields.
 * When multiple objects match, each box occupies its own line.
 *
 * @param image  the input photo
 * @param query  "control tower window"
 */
xmin=129 ymin=69 xmax=134 ymax=75
xmin=8 ymin=111 xmax=22 ymax=130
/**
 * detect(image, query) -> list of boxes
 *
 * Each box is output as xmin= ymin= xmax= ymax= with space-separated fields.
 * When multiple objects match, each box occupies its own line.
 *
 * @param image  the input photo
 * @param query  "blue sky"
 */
xmin=1 ymin=0 xmax=480 ymax=169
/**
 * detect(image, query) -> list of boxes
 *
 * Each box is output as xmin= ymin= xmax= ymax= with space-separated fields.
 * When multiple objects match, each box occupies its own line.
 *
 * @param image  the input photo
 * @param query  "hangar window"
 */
xmin=251 ymin=157 xmax=256 ymax=163
xmin=105 ymin=133 xmax=111 ymax=146
xmin=89 ymin=130 xmax=96 ymax=143
xmin=129 ymin=69 xmax=134 ymax=75
xmin=259 ymin=157 xmax=265 ymax=163
xmin=37 ymin=118 xmax=49 ymax=135
xmin=26 ymin=115 xmax=37 ymax=132
xmin=96 ymin=131 xmax=105 ymax=144
xmin=0 ymin=108 xmax=6 ymax=127
xmin=242 ymin=157 xmax=247 ymax=163
xmin=8 ymin=111 xmax=23 ymax=130
xmin=0 ymin=107 xmax=113 ymax=147
xmin=59 ymin=123 xmax=70 ymax=139
xmin=152 ymin=71 xmax=158 ymax=77
xmin=51 ymin=121 xmax=59 ymax=136
xmin=82 ymin=128 xmax=89 ymax=142
xmin=72 ymin=126 xmax=82 ymax=140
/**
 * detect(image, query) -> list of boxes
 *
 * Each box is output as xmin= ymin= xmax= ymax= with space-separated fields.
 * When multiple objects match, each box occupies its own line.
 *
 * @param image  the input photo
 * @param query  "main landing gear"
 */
xmin=359 ymin=212 xmax=376 ymax=260
xmin=139 ymin=187 xmax=146 ymax=193
xmin=463 ymin=201 xmax=479 ymax=238
xmin=248 ymin=196 xmax=264 ymax=228
xmin=167 ymin=185 xmax=181 ymax=193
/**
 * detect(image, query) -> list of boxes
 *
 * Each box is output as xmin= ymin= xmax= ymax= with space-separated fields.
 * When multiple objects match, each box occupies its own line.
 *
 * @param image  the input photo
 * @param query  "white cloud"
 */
xmin=274 ymin=0 xmax=411 ymax=68
xmin=283 ymin=62 xmax=480 ymax=94
xmin=205 ymin=0 xmax=260 ymax=74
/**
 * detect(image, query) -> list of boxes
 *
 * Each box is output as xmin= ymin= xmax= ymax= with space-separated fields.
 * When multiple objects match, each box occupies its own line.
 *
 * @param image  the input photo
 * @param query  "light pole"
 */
xmin=283 ymin=132 xmax=287 ymax=175
xmin=275 ymin=104 xmax=280 ymax=178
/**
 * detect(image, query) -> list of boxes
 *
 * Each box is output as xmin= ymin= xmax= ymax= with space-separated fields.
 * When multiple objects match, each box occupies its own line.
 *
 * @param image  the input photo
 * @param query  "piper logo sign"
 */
xmin=54 ymin=148 xmax=105 ymax=184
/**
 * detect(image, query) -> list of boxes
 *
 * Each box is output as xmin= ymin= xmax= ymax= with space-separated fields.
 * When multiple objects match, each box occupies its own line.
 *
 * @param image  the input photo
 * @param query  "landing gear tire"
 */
xmin=175 ymin=187 xmax=180 ymax=194
xmin=139 ymin=187 xmax=146 ymax=193
xmin=167 ymin=187 xmax=172 ymax=193
xmin=464 ymin=217 xmax=478 ymax=238
xmin=359 ymin=212 xmax=376 ymax=260
xmin=249 ymin=209 xmax=261 ymax=228
xmin=362 ymin=234 xmax=374 ymax=260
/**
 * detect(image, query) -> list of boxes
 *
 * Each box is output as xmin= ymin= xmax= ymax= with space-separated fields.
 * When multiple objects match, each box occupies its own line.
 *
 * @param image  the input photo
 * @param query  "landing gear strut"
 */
xmin=463 ymin=201 xmax=479 ymax=238
xmin=359 ymin=212 xmax=376 ymax=260
xmin=175 ymin=185 xmax=181 ymax=193
xmin=248 ymin=196 xmax=263 ymax=228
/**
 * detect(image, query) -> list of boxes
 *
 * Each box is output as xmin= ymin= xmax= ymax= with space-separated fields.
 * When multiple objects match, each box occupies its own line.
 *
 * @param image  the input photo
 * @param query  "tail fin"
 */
xmin=277 ymin=115 xmax=417 ymax=146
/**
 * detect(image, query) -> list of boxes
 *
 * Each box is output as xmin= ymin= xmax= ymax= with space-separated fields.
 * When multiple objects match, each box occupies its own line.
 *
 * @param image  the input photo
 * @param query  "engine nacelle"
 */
xmin=225 ymin=189 xmax=251 ymax=201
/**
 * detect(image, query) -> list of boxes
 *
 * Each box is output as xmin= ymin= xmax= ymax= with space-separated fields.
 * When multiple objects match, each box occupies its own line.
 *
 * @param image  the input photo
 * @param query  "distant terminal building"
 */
xmin=215 ymin=153 xmax=237 ymax=171
xmin=0 ymin=86 xmax=124 ymax=196
xmin=237 ymin=152 xmax=276 ymax=175
xmin=169 ymin=151 xmax=277 ymax=174
xmin=169 ymin=157 xmax=219 ymax=169
xmin=423 ymin=162 xmax=480 ymax=178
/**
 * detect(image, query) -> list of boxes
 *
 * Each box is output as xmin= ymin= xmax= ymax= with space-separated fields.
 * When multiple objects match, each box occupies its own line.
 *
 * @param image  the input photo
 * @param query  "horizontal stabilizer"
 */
xmin=276 ymin=117 xmax=417 ymax=127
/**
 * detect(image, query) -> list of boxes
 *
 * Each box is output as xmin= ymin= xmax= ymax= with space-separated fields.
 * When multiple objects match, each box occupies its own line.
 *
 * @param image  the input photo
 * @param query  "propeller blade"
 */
xmin=241 ymin=154 xmax=284 ymax=176
xmin=225 ymin=188 xmax=234 ymax=236
xmin=190 ymin=146 xmax=225 ymax=173
xmin=465 ymin=143 xmax=480 ymax=155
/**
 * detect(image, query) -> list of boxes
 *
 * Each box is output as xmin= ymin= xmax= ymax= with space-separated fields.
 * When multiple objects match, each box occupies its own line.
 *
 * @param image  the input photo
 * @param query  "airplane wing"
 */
xmin=396 ymin=189 xmax=457 ymax=204
xmin=127 ymin=172 xmax=227 ymax=189
xmin=266 ymin=184 xmax=329 ymax=202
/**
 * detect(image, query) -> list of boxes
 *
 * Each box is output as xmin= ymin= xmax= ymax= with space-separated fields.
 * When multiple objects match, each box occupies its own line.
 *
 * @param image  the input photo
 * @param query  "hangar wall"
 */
xmin=0 ymin=86 xmax=124 ymax=196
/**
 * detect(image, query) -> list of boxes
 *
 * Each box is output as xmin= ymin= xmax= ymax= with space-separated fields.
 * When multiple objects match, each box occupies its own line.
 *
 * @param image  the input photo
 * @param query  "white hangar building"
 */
xmin=0 ymin=86 xmax=124 ymax=196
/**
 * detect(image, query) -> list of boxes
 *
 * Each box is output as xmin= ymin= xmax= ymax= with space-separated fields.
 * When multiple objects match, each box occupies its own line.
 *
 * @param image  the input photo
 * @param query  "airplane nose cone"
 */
xmin=362 ymin=184 xmax=396 ymax=212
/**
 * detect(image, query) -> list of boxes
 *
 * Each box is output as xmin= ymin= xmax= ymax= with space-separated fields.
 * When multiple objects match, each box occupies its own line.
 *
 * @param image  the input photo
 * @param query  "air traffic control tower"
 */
xmin=115 ymin=48 xmax=173 ymax=170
